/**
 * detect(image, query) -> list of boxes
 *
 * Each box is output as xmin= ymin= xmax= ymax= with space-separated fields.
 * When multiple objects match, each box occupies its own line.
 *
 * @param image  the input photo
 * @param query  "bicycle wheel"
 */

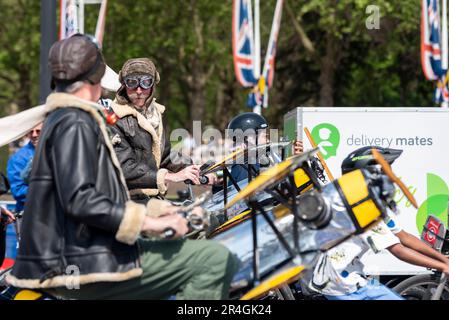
xmin=393 ymin=274 xmax=449 ymax=300
xmin=277 ymin=284 xmax=296 ymax=300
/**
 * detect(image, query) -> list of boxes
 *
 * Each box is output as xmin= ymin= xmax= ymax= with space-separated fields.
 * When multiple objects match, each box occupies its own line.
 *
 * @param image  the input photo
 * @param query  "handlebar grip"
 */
xmin=184 ymin=162 xmax=214 ymax=185
xmin=187 ymin=216 xmax=204 ymax=230
xmin=162 ymin=228 xmax=176 ymax=239
xmin=199 ymin=175 xmax=209 ymax=185
xmin=185 ymin=176 xmax=209 ymax=185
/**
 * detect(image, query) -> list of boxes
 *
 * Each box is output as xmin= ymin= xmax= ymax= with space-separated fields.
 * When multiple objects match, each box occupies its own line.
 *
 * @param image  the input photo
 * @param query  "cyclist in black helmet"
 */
xmin=341 ymin=146 xmax=403 ymax=175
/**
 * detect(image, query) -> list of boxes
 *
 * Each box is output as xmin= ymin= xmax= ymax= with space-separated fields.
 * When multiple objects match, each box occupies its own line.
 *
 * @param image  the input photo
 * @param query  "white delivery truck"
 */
xmin=284 ymin=107 xmax=449 ymax=275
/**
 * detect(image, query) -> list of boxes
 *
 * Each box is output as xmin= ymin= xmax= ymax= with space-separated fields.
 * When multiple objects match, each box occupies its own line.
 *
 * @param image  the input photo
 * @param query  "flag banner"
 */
xmin=262 ymin=0 xmax=283 ymax=90
xmin=232 ymin=0 xmax=284 ymax=110
xmin=247 ymin=90 xmax=262 ymax=108
xmin=59 ymin=0 xmax=79 ymax=40
xmin=442 ymin=0 xmax=448 ymax=69
xmin=233 ymin=0 xmax=258 ymax=87
xmin=435 ymin=76 xmax=449 ymax=105
xmin=59 ymin=0 xmax=119 ymax=92
xmin=421 ymin=0 xmax=446 ymax=80
xmin=95 ymin=0 xmax=108 ymax=47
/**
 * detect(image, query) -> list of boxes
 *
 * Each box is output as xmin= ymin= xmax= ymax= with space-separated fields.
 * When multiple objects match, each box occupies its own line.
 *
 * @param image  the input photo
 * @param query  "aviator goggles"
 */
xmin=124 ymin=75 xmax=155 ymax=90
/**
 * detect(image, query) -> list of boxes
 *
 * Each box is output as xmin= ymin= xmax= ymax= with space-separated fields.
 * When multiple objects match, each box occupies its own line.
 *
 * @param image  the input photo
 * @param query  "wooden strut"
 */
xmin=304 ymin=127 xmax=335 ymax=181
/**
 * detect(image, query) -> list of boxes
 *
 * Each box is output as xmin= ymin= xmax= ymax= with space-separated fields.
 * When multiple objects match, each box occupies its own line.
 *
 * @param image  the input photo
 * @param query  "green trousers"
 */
xmin=52 ymin=238 xmax=239 ymax=300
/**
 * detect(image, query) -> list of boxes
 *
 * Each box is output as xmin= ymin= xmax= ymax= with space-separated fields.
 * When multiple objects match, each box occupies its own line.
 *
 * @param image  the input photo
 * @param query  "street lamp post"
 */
xmin=39 ymin=0 xmax=57 ymax=104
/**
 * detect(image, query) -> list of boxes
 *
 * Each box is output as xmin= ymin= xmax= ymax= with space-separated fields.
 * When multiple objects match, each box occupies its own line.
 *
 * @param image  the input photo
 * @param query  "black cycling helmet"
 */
xmin=227 ymin=112 xmax=268 ymax=132
xmin=341 ymin=146 xmax=403 ymax=174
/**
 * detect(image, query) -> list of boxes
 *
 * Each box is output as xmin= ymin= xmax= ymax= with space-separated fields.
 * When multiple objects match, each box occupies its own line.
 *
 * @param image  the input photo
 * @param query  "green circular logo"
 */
xmin=311 ymin=123 xmax=340 ymax=160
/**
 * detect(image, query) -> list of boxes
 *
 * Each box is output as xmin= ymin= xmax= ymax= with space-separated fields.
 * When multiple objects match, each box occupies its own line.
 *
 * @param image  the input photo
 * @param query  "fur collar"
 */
xmin=6 ymin=268 xmax=142 ymax=289
xmin=111 ymin=100 xmax=166 ymax=167
xmin=45 ymin=93 xmax=130 ymax=199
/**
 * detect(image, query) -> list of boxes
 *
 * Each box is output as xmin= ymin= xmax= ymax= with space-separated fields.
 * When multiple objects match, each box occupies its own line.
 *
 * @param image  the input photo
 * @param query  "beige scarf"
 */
xmin=143 ymin=103 xmax=161 ymax=130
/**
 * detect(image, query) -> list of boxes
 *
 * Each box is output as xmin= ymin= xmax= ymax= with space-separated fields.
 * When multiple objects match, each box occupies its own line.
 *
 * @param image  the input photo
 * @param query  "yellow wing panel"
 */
xmin=293 ymin=168 xmax=310 ymax=189
xmin=14 ymin=290 xmax=43 ymax=300
xmin=352 ymin=199 xmax=382 ymax=228
xmin=338 ymin=170 xmax=369 ymax=205
xmin=240 ymin=265 xmax=305 ymax=300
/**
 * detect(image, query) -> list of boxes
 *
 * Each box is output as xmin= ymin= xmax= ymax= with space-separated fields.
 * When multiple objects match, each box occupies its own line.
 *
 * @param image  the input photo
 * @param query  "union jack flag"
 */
xmin=247 ymin=89 xmax=263 ymax=107
xmin=262 ymin=0 xmax=283 ymax=90
xmin=421 ymin=0 xmax=445 ymax=80
xmin=435 ymin=76 xmax=449 ymax=104
xmin=421 ymin=0 xmax=449 ymax=105
xmin=232 ymin=0 xmax=258 ymax=88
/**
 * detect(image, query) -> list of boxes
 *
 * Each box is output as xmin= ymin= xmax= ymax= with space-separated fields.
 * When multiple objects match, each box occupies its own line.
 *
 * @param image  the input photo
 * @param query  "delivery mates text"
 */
xmin=347 ymin=134 xmax=433 ymax=148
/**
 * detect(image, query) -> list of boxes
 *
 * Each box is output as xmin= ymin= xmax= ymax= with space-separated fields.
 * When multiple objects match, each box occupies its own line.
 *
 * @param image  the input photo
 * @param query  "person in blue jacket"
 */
xmin=6 ymin=123 xmax=42 ymax=212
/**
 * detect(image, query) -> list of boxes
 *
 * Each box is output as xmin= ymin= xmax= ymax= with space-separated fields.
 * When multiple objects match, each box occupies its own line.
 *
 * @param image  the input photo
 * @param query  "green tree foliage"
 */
xmin=281 ymin=0 xmax=434 ymax=111
xmin=0 ymin=0 xmax=41 ymax=115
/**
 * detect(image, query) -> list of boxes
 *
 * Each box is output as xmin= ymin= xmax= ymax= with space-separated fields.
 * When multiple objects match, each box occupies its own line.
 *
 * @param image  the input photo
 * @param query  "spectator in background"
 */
xmin=6 ymin=123 xmax=42 ymax=212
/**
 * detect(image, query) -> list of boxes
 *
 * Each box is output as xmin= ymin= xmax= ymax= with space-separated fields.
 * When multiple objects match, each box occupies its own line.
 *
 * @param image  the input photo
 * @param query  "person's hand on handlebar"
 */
xmin=142 ymin=199 xmax=188 ymax=239
xmin=1 ymin=207 xmax=15 ymax=225
xmin=189 ymin=206 xmax=206 ymax=223
xmin=204 ymin=173 xmax=222 ymax=186
xmin=165 ymin=165 xmax=200 ymax=185
xmin=141 ymin=214 xmax=188 ymax=240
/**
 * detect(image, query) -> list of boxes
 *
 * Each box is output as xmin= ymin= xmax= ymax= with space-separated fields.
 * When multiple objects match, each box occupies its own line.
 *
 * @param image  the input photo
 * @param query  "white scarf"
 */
xmin=0 ymin=104 xmax=48 ymax=147
xmin=0 ymin=94 xmax=106 ymax=148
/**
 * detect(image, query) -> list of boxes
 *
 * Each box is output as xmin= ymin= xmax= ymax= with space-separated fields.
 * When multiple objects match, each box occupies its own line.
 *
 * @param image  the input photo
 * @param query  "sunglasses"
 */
xmin=28 ymin=129 xmax=41 ymax=136
xmin=124 ymin=75 xmax=155 ymax=90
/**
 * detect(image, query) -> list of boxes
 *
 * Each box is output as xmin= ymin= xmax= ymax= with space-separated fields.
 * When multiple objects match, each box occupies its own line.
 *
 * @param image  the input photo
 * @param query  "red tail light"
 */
xmin=421 ymin=215 xmax=446 ymax=252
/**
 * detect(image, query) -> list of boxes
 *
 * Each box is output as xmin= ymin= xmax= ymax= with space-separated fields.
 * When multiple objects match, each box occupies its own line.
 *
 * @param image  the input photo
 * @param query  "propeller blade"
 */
xmin=202 ymin=148 xmax=245 ymax=174
xmin=371 ymin=148 xmax=418 ymax=209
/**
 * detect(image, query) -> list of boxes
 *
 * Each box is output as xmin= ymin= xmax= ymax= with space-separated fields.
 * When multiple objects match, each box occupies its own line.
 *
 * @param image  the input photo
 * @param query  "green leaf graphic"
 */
xmin=427 ymin=173 xmax=449 ymax=198
xmin=416 ymin=173 xmax=449 ymax=233
xmin=416 ymin=194 xmax=449 ymax=233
